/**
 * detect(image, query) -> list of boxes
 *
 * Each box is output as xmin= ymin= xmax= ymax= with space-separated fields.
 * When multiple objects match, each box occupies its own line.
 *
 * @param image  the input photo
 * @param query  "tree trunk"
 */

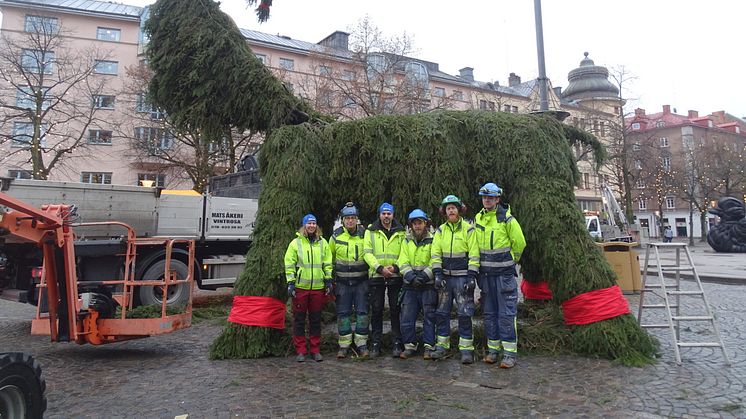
xmin=699 ymin=211 xmax=709 ymax=242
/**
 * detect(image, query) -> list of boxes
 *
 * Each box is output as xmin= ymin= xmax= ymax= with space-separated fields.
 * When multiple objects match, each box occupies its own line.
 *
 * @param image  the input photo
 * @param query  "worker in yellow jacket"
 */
xmin=284 ymin=214 xmax=332 ymax=362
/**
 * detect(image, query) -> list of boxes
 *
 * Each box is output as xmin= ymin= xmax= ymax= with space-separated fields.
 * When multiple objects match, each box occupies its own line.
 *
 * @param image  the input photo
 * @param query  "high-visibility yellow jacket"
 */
xmin=284 ymin=232 xmax=332 ymax=290
xmin=329 ymin=225 xmax=368 ymax=281
xmin=474 ymin=205 xmax=526 ymax=274
xmin=397 ymin=231 xmax=434 ymax=285
xmin=363 ymin=219 xmax=405 ymax=281
xmin=431 ymin=218 xmax=479 ymax=276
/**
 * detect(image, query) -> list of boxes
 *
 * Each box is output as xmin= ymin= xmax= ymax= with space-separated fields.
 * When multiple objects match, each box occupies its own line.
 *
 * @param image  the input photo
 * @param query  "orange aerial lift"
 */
xmin=0 ymin=191 xmax=194 ymax=345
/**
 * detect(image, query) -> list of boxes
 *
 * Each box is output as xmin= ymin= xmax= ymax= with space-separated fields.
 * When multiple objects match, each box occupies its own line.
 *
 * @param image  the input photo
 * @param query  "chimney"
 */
xmin=508 ymin=72 xmax=521 ymax=87
xmin=688 ymin=110 xmax=698 ymax=118
xmin=634 ymin=108 xmax=646 ymax=117
xmin=458 ymin=67 xmax=474 ymax=82
xmin=662 ymin=105 xmax=671 ymax=114
xmin=317 ymin=31 xmax=349 ymax=50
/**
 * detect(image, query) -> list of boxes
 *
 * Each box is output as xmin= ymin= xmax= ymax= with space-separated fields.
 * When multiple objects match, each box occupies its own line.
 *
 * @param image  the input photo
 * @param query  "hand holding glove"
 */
xmin=287 ymin=282 xmax=296 ymax=298
xmin=413 ymin=271 xmax=428 ymax=287
xmin=403 ymin=271 xmax=415 ymax=286
xmin=434 ymin=273 xmax=445 ymax=290
xmin=464 ymin=272 xmax=477 ymax=293
xmin=324 ymin=279 xmax=333 ymax=296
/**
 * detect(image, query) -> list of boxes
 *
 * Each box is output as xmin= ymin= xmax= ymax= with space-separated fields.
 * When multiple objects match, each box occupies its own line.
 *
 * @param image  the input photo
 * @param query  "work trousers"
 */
xmin=335 ymin=279 xmax=369 ymax=349
xmin=435 ymin=275 xmax=475 ymax=351
xmin=369 ymin=278 xmax=402 ymax=347
xmin=399 ymin=286 xmax=437 ymax=350
xmin=479 ymin=272 xmax=518 ymax=355
xmin=292 ymin=289 xmax=325 ymax=355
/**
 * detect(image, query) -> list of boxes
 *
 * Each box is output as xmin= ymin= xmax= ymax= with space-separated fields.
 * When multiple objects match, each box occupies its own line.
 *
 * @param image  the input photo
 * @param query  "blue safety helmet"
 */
xmin=407 ymin=208 xmax=429 ymax=223
xmin=340 ymin=202 xmax=359 ymax=218
xmin=478 ymin=182 xmax=503 ymax=197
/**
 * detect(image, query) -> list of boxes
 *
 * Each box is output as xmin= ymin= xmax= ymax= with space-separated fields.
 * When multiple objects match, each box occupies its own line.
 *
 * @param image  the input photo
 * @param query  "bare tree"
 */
xmin=291 ymin=16 xmax=455 ymax=120
xmin=115 ymin=63 xmax=260 ymax=192
xmin=0 ymin=15 xmax=110 ymax=179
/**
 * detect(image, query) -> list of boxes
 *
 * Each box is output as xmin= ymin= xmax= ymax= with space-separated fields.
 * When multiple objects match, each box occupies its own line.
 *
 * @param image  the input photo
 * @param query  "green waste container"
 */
xmin=596 ymin=242 xmax=642 ymax=293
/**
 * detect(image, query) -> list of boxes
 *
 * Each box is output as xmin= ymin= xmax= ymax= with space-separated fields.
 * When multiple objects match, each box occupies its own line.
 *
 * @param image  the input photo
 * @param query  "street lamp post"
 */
xmin=533 ymin=0 xmax=549 ymax=112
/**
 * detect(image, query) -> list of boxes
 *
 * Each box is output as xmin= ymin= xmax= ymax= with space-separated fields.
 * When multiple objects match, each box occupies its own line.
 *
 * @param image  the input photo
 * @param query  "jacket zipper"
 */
xmin=308 ymin=243 xmax=314 ymax=291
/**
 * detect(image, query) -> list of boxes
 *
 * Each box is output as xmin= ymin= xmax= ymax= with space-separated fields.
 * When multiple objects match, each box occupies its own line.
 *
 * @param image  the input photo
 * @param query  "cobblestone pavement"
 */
xmin=1 ymin=281 xmax=744 ymax=418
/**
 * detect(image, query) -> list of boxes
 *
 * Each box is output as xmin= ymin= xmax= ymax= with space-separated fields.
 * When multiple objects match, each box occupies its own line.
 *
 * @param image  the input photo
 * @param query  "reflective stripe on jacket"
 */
xmin=363 ymin=219 xmax=405 ymax=279
xmin=474 ymin=205 xmax=526 ymax=274
xmin=284 ymin=232 xmax=332 ymax=290
xmin=396 ymin=232 xmax=434 ymax=281
xmin=330 ymin=225 xmax=368 ymax=280
xmin=431 ymin=218 xmax=479 ymax=276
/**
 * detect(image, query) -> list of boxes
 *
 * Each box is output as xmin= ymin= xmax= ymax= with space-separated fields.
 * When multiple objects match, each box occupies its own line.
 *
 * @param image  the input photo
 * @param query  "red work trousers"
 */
xmin=292 ymin=289 xmax=326 ymax=355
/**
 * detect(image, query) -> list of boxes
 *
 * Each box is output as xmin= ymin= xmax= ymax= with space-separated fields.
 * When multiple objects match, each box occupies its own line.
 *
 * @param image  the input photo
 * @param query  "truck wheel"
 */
xmin=0 ymin=352 xmax=46 ymax=419
xmin=137 ymin=259 xmax=191 ymax=308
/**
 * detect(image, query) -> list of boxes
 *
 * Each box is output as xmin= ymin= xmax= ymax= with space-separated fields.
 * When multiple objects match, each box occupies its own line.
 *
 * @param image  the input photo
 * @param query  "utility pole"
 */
xmin=534 ymin=0 xmax=549 ymax=112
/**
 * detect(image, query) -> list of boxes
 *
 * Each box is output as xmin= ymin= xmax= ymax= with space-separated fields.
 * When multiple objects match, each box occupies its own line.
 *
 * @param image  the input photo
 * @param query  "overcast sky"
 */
xmin=130 ymin=1 xmax=745 ymax=118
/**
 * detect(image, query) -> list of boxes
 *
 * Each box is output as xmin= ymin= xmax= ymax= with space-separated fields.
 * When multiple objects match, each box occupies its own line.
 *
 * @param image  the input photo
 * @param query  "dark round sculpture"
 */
xmin=707 ymin=197 xmax=746 ymax=253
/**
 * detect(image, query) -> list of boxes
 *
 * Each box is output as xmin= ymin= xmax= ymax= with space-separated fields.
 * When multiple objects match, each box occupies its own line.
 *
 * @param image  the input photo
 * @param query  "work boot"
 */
xmin=336 ymin=348 xmax=348 ymax=359
xmin=484 ymin=351 xmax=499 ymax=364
xmin=399 ymin=349 xmax=416 ymax=359
xmin=423 ymin=349 xmax=433 ymax=360
xmin=429 ymin=346 xmax=447 ymax=360
xmin=500 ymin=354 xmax=517 ymax=369
xmin=358 ymin=345 xmax=370 ymax=358
xmin=392 ymin=342 xmax=405 ymax=358
xmin=369 ymin=343 xmax=381 ymax=358
xmin=461 ymin=350 xmax=474 ymax=365
xmin=296 ymin=354 xmax=306 ymax=363
xmin=312 ymin=353 xmax=323 ymax=362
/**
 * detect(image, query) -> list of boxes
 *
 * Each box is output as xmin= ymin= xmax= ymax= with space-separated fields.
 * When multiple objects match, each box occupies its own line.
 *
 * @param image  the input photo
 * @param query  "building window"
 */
xmin=94 ymin=60 xmax=118 ymax=75
xmin=503 ymin=104 xmax=511 ymax=113
xmin=134 ymin=127 xmax=173 ymax=155
xmin=342 ymin=70 xmax=356 ymax=81
xmin=318 ymin=65 xmax=331 ymax=76
xmin=632 ymin=141 xmax=640 ymax=151
xmin=24 ymin=15 xmax=58 ymax=33
xmin=511 ymin=105 xmax=518 ymax=113
xmin=632 ymin=122 xmax=640 ymax=130
xmin=255 ymin=53 xmax=267 ymax=64
xmin=135 ymin=93 xmax=164 ymax=120
xmin=638 ymin=199 xmax=647 ymax=210
xmin=635 ymin=179 xmax=645 ymax=188
xmin=662 ymin=157 xmax=671 ymax=171
xmin=659 ymin=137 xmax=669 ymax=147
xmin=666 ymin=196 xmax=675 ymax=209
xmin=8 ymin=169 xmax=32 ymax=179
xmin=11 ymin=122 xmax=46 ymax=148
xmin=599 ymin=121 xmax=606 ymax=136
xmin=342 ymin=96 xmax=355 ymax=108
xmin=92 ymin=95 xmax=115 ymax=109
xmin=433 ymin=87 xmax=445 ymax=97
xmin=81 ymin=172 xmax=112 ymax=184
xmin=96 ymin=27 xmax=121 ymax=42
xmin=278 ymin=58 xmax=294 ymax=70
xmin=583 ymin=173 xmax=590 ymax=189
xmin=488 ymin=101 xmax=496 ymax=111
xmin=656 ymin=121 xmax=666 ymax=128
xmin=88 ymin=129 xmax=112 ymax=145
xmin=634 ymin=159 xmax=642 ymax=170
xmin=22 ymin=49 xmax=54 ymax=74
xmin=479 ymin=100 xmax=488 ymax=110
xmin=404 ymin=61 xmax=429 ymax=91
xmin=452 ymin=90 xmax=463 ymax=101
xmin=16 ymin=87 xmax=51 ymax=110
xmin=138 ymin=173 xmax=165 ymax=187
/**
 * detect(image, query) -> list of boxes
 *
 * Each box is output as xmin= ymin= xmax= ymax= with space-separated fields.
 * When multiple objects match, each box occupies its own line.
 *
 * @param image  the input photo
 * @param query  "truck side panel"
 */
xmin=155 ymin=194 xmax=203 ymax=239
xmin=204 ymin=196 xmax=257 ymax=241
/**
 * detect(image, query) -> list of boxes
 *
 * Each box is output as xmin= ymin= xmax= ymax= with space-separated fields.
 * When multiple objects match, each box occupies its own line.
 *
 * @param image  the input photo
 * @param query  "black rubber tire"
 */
xmin=0 ymin=352 xmax=46 ymax=419
xmin=137 ymin=259 xmax=190 ymax=308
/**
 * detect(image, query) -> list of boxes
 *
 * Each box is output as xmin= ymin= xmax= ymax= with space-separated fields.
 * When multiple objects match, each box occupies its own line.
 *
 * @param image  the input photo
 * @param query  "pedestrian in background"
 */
xmin=664 ymin=226 xmax=674 ymax=243
xmin=284 ymin=214 xmax=333 ymax=362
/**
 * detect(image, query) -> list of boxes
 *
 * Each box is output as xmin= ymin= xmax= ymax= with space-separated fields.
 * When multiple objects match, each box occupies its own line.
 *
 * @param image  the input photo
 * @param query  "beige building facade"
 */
xmin=1 ymin=0 xmax=619 ymax=206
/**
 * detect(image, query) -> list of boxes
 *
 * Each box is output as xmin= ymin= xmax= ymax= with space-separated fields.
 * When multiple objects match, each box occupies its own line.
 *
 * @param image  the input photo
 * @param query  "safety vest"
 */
xmin=431 ymin=218 xmax=479 ymax=276
xmin=397 ymin=232 xmax=434 ymax=281
xmin=329 ymin=225 xmax=368 ymax=281
xmin=283 ymin=232 xmax=332 ymax=290
xmin=474 ymin=206 xmax=526 ymax=274
xmin=363 ymin=219 xmax=405 ymax=279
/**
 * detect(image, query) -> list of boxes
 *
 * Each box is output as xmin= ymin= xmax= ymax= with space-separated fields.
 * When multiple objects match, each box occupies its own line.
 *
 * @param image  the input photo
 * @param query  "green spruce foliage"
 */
xmin=211 ymin=110 xmax=657 ymax=364
xmin=144 ymin=0 xmax=312 ymax=141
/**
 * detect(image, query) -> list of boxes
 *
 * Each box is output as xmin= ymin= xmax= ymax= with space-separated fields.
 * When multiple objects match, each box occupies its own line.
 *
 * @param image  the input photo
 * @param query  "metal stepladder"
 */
xmin=637 ymin=242 xmax=730 ymax=365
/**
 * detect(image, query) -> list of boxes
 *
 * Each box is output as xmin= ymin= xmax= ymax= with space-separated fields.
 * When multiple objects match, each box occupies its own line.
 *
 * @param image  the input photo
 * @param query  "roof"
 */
xmin=0 ymin=0 xmax=143 ymax=19
xmin=240 ymin=28 xmax=353 ymax=60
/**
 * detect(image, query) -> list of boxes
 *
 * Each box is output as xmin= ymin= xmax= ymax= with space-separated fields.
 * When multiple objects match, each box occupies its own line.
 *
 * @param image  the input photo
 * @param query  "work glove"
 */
xmin=287 ymin=282 xmax=296 ymax=298
xmin=403 ymin=271 xmax=415 ymax=286
xmin=324 ymin=279 xmax=333 ymax=296
xmin=413 ymin=271 xmax=428 ymax=287
xmin=434 ymin=273 xmax=445 ymax=290
xmin=464 ymin=272 xmax=477 ymax=293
